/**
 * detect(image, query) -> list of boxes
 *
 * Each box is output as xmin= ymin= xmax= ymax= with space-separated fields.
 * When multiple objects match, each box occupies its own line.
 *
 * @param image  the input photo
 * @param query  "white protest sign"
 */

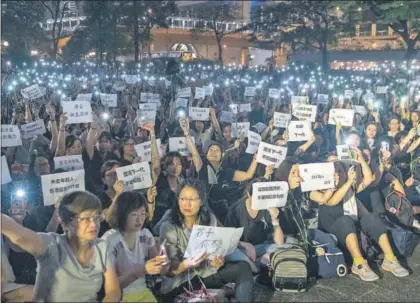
xmin=61 ymin=97 xmax=72 ymax=102
xmin=175 ymin=98 xmax=189 ymax=109
xmin=288 ymin=121 xmax=312 ymax=142
xmin=139 ymin=103 xmax=158 ymax=112
xmin=336 ymin=145 xmax=353 ymax=161
xmin=61 ymin=101 xmax=93 ymax=124
xmin=220 ymin=111 xmax=235 ymax=123
xmin=169 ymin=137 xmax=195 ymax=156
xmin=100 ymin=93 xmax=117 ymax=107
xmin=251 ymin=181 xmax=289 ymax=210
xmin=116 ymin=162 xmax=152 ymax=191
xmin=184 ymin=225 xmax=244 ymax=259
xmin=291 ymin=96 xmax=309 ymax=104
xmin=1 ymin=125 xmax=22 ymax=147
xmin=246 ymin=130 xmax=261 ymax=154
xmin=41 ymin=169 xmax=85 ymax=206
xmin=396 ymin=78 xmax=407 ymax=84
xmin=21 ymin=119 xmax=46 ymax=139
xmin=269 ymin=88 xmax=281 ymax=99
xmin=136 ymin=109 xmax=156 ymax=124
xmin=353 ymin=105 xmax=367 ymax=116
xmin=189 ymin=107 xmax=210 ymax=121
xmin=363 ymin=92 xmax=375 ymax=103
xmin=256 ymin=142 xmax=287 ymax=168
xmin=376 ymin=86 xmax=388 ymax=94
xmin=177 ymin=87 xmax=192 ymax=98
xmin=244 ymin=87 xmax=256 ymax=97
xmin=113 ymin=82 xmax=125 ymax=91
xmin=195 ymin=87 xmax=205 ymax=99
xmin=75 ymin=93 xmax=92 ymax=102
xmin=1 ymin=156 xmax=12 ymax=184
xmin=299 ymin=163 xmax=335 ymax=192
xmin=204 ymin=85 xmax=214 ymax=96
xmin=239 ymin=103 xmax=252 ymax=113
xmin=134 ymin=139 xmax=164 ymax=162
xmin=229 ymin=104 xmax=239 ymax=115
xmin=317 ymin=94 xmax=329 ymax=105
xmin=273 ymin=112 xmax=291 ymax=128
xmin=344 ymin=90 xmax=354 ymax=99
xmin=21 ymin=84 xmax=44 ymax=100
xmin=328 ymin=109 xmax=354 ymax=127
xmin=125 ymin=75 xmax=139 ymax=84
xmin=54 ymin=155 xmax=84 ymax=171
xmin=232 ymin=122 xmax=250 ymax=138
xmin=292 ymin=104 xmax=317 ymax=122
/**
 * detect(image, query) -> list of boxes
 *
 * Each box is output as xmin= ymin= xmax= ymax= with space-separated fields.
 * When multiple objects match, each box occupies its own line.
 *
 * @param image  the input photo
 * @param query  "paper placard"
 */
xmin=252 ymin=122 xmax=267 ymax=134
xmin=169 ymin=137 xmax=195 ymax=156
xmin=246 ymin=130 xmax=261 ymax=154
xmin=54 ymin=155 xmax=84 ymax=171
xmin=220 ymin=111 xmax=235 ymax=123
xmin=353 ymin=105 xmax=367 ymax=116
xmin=61 ymin=97 xmax=72 ymax=102
xmin=75 ymin=93 xmax=92 ymax=102
xmin=251 ymin=181 xmax=289 ymax=210
xmin=291 ymin=96 xmax=308 ymax=104
xmin=1 ymin=125 xmax=22 ymax=147
xmin=244 ymin=87 xmax=256 ymax=97
xmin=189 ymin=107 xmax=210 ymax=121
xmin=288 ymin=121 xmax=312 ymax=142
xmin=61 ymin=101 xmax=93 ymax=124
xmin=113 ymin=82 xmax=125 ymax=91
xmin=239 ymin=103 xmax=252 ymax=112
xmin=363 ymin=92 xmax=375 ymax=103
xmin=184 ymin=225 xmax=244 ymax=259
xmin=1 ymin=156 xmax=12 ymax=184
xmin=328 ymin=109 xmax=354 ymax=127
xmin=41 ymin=170 xmax=85 ymax=206
xmin=336 ymin=145 xmax=353 ymax=161
xmin=317 ymin=94 xmax=329 ymax=105
xmin=177 ymin=87 xmax=192 ymax=98
xmin=175 ymin=98 xmax=189 ymax=109
xmin=21 ymin=84 xmax=44 ymax=100
xmin=256 ymin=142 xmax=287 ymax=168
xmin=292 ymin=104 xmax=317 ymax=122
xmin=139 ymin=103 xmax=158 ymax=112
xmin=269 ymin=88 xmax=281 ymax=99
xmin=204 ymin=85 xmax=214 ymax=96
xmin=116 ymin=162 xmax=152 ymax=191
xmin=273 ymin=112 xmax=291 ymax=128
xmin=376 ymin=86 xmax=388 ymax=94
xmin=232 ymin=122 xmax=250 ymax=138
xmin=229 ymin=104 xmax=239 ymax=115
xmin=100 ymin=93 xmax=117 ymax=107
xmin=195 ymin=87 xmax=205 ymax=99
xmin=344 ymin=90 xmax=354 ymax=99
xmin=21 ymin=119 xmax=46 ymax=139
xmin=134 ymin=139 xmax=164 ymax=162
xmin=299 ymin=163 xmax=335 ymax=192
xmin=125 ymin=75 xmax=139 ymax=84
xmin=136 ymin=108 xmax=156 ymax=124
xmin=396 ymin=78 xmax=407 ymax=84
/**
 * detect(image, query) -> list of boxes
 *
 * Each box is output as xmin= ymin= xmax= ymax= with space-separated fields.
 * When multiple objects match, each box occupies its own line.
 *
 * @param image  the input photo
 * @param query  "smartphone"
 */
xmin=381 ymin=141 xmax=390 ymax=151
xmin=159 ymin=239 xmax=168 ymax=266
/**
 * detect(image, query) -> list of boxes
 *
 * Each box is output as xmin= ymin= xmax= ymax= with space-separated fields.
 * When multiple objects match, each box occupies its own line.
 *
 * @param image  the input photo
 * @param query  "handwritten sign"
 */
xmin=1 ymin=125 xmax=22 ymax=147
xmin=195 ymin=87 xmax=205 ymax=99
xmin=116 ymin=162 xmax=152 ymax=191
xmin=344 ymin=90 xmax=354 ymax=99
xmin=251 ymin=181 xmax=289 ymax=210
xmin=353 ymin=105 xmax=367 ymax=116
xmin=229 ymin=104 xmax=239 ymax=115
xmin=288 ymin=121 xmax=312 ymax=142
xmin=220 ymin=111 xmax=235 ymax=123
xmin=100 ymin=93 xmax=117 ymax=107
xmin=292 ymin=104 xmax=317 ymax=122
xmin=21 ymin=84 xmax=44 ymax=100
xmin=134 ymin=139 xmax=164 ymax=162
xmin=274 ymin=112 xmax=291 ymax=128
xmin=53 ymin=155 xmax=84 ymax=171
xmin=125 ymin=75 xmax=139 ymax=84
xmin=189 ymin=107 xmax=210 ymax=121
xmin=231 ymin=122 xmax=250 ymax=138
xmin=169 ymin=137 xmax=195 ymax=156
xmin=328 ymin=109 xmax=354 ymax=127
xmin=336 ymin=145 xmax=353 ymax=161
xmin=75 ymin=93 xmax=92 ymax=102
xmin=376 ymin=86 xmax=388 ymax=94
xmin=184 ymin=225 xmax=244 ymax=259
xmin=176 ymin=98 xmax=189 ymax=109
xmin=137 ymin=107 xmax=157 ymax=124
xmin=269 ymin=88 xmax=281 ymax=99
xmin=246 ymin=130 xmax=261 ymax=154
xmin=204 ymin=85 xmax=214 ymax=96
xmin=244 ymin=87 xmax=256 ymax=97
xmin=239 ymin=103 xmax=252 ymax=112
xmin=177 ymin=87 xmax=192 ymax=98
xmin=299 ymin=163 xmax=335 ymax=192
xmin=291 ymin=96 xmax=308 ymax=104
xmin=61 ymin=101 xmax=93 ymax=124
xmin=41 ymin=169 xmax=85 ymax=206
xmin=317 ymin=94 xmax=329 ymax=105
xmin=256 ymin=142 xmax=287 ymax=168
xmin=21 ymin=119 xmax=46 ymax=139
xmin=1 ymin=156 xmax=12 ymax=184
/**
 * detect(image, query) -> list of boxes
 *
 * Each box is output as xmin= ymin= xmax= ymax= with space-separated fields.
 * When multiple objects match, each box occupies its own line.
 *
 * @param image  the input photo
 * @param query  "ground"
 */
xmin=254 ymin=246 xmax=420 ymax=302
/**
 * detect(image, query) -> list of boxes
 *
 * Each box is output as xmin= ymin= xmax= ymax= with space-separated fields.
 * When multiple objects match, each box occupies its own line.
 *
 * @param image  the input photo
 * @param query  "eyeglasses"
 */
xmin=129 ymin=212 xmax=147 ymax=218
xmin=125 ymin=142 xmax=135 ymax=147
xmin=179 ymin=197 xmax=200 ymax=203
xmin=73 ymin=213 xmax=105 ymax=224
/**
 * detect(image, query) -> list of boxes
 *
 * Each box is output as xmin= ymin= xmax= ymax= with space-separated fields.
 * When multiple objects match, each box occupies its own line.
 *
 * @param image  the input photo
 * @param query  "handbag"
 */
xmin=385 ymin=189 xmax=414 ymax=228
xmin=383 ymin=216 xmax=420 ymax=259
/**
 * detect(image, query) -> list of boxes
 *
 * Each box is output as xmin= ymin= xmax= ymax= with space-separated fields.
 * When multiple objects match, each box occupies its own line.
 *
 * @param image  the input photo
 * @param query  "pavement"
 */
xmin=254 ymin=246 xmax=420 ymax=302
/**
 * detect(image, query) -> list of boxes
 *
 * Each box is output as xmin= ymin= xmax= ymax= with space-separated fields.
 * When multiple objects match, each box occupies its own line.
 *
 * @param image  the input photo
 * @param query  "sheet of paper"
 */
xmin=21 ymin=119 xmax=46 ymax=139
xmin=189 ymin=107 xmax=210 ymax=121
xmin=62 ymin=101 xmax=93 ymax=124
xmin=246 ymin=130 xmax=261 ymax=154
xmin=269 ymin=88 xmax=281 ymax=99
xmin=41 ymin=170 xmax=85 ymax=206
xmin=273 ymin=112 xmax=291 ymax=128
xmin=288 ymin=121 xmax=312 ymax=142
xmin=1 ymin=125 xmax=22 ymax=147
xmin=292 ymin=104 xmax=317 ymax=122
xmin=195 ymin=87 xmax=205 ymax=99
xmin=53 ymin=155 xmax=84 ymax=172
xmin=75 ymin=93 xmax=92 ymax=102
xmin=169 ymin=137 xmax=195 ymax=156
xmin=251 ymin=181 xmax=289 ymax=210
xmin=134 ymin=139 xmax=164 ymax=162
xmin=299 ymin=162 xmax=335 ymax=192
xmin=21 ymin=84 xmax=44 ymax=100
xmin=256 ymin=142 xmax=287 ymax=168
xmin=177 ymin=87 xmax=192 ymax=98
xmin=328 ymin=109 xmax=354 ymax=127
xmin=100 ymin=93 xmax=117 ymax=107
xmin=116 ymin=162 xmax=153 ymax=191
xmin=244 ymin=87 xmax=256 ymax=97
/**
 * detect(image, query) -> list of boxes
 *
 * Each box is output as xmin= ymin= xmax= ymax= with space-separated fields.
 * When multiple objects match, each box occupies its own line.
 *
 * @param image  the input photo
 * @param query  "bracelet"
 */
xmin=272 ymin=221 xmax=280 ymax=227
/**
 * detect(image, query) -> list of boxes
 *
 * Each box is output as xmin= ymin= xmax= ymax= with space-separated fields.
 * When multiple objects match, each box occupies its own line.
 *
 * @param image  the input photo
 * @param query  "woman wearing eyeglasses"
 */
xmin=119 ymin=137 xmax=137 ymax=166
xmin=1 ymin=191 xmax=121 ymax=302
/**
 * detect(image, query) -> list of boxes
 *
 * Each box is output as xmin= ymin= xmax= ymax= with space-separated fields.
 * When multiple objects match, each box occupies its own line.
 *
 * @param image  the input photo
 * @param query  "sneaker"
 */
xmin=413 ymin=220 xmax=420 ymax=230
xmin=351 ymin=261 xmax=379 ymax=282
xmin=381 ymin=259 xmax=409 ymax=278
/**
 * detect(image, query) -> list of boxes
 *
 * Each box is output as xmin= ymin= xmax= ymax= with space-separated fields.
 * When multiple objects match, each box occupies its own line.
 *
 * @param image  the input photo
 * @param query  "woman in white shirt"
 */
xmin=103 ymin=191 xmax=168 ymax=302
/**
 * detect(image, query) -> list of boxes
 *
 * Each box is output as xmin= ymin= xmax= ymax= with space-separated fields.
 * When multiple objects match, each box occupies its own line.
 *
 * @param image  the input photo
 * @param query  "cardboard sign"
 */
xmin=344 ymin=90 xmax=354 ymax=99
xmin=246 ymin=130 xmax=261 ymax=154
xmin=328 ymin=109 xmax=354 ymax=127
xmin=176 ymin=98 xmax=189 ymax=109
xmin=189 ymin=107 xmax=210 ymax=121
xmin=288 ymin=121 xmax=312 ymax=142
xmin=317 ymin=94 xmax=329 ymax=105
xmin=251 ymin=181 xmax=289 ymax=210
xmin=134 ymin=139 xmax=164 ymax=162
xmin=1 ymin=125 xmax=22 ymax=147
xmin=220 ymin=111 xmax=235 ymax=123
xmin=244 ymin=87 xmax=256 ymax=97
xmin=353 ymin=105 xmax=367 ymax=116
xmin=62 ymin=101 xmax=93 ymax=124
xmin=204 ymin=85 xmax=214 ymax=96
xmin=376 ymin=86 xmax=388 ymax=94
xmin=177 ymin=87 xmax=192 ymax=98
xmin=268 ymin=88 xmax=281 ymax=99
xmin=1 ymin=156 xmax=12 ymax=184
xmin=169 ymin=137 xmax=195 ymax=156
xmin=41 ymin=169 xmax=85 ymax=206
xmin=292 ymin=104 xmax=317 ymax=122
xmin=232 ymin=122 xmax=250 ymax=138
xmin=116 ymin=162 xmax=152 ymax=191
xmin=299 ymin=163 xmax=335 ymax=192
xmin=75 ymin=93 xmax=92 ymax=102
xmin=54 ymin=155 xmax=84 ymax=171
xmin=21 ymin=84 xmax=44 ymax=100
xmin=291 ymin=96 xmax=308 ymax=104
xmin=100 ymin=93 xmax=117 ymax=107
xmin=21 ymin=119 xmax=46 ymax=139
xmin=336 ymin=145 xmax=353 ymax=161
xmin=195 ymin=87 xmax=205 ymax=99
xmin=273 ymin=112 xmax=291 ymax=128
xmin=239 ymin=103 xmax=252 ymax=113
xmin=256 ymin=142 xmax=287 ymax=168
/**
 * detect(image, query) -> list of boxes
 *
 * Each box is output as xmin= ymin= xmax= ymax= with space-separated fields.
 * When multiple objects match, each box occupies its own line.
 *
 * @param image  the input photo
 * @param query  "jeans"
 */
xmin=225 ymin=243 xmax=281 ymax=272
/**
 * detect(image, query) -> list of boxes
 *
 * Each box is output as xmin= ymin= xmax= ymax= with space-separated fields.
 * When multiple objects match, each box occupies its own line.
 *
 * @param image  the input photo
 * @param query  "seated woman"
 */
xmin=159 ymin=179 xmax=254 ymax=302
xmin=1 ymin=191 xmax=121 ymax=302
xmin=102 ymin=191 xmax=168 ymax=302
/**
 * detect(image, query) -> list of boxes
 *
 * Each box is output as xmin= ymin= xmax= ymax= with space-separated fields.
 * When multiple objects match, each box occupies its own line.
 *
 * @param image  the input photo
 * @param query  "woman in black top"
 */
xmin=118 ymin=136 xmax=137 ymax=166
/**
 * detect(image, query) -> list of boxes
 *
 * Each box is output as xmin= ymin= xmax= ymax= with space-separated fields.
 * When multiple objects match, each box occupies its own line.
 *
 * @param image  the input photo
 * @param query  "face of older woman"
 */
xmin=69 ymin=209 xmax=103 ymax=241
xmin=178 ymin=186 xmax=201 ymax=219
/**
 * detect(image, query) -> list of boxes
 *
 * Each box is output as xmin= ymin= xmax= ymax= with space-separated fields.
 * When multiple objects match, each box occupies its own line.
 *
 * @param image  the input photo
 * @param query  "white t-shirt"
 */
xmin=102 ymin=228 xmax=155 ymax=296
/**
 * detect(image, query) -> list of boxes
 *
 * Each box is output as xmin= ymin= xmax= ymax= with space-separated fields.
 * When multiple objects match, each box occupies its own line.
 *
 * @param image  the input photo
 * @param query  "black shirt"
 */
xmin=151 ymin=172 xmax=180 ymax=227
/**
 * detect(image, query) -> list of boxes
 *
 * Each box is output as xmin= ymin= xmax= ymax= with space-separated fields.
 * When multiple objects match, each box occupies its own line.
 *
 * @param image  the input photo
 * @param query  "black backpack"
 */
xmin=385 ymin=189 xmax=414 ymax=228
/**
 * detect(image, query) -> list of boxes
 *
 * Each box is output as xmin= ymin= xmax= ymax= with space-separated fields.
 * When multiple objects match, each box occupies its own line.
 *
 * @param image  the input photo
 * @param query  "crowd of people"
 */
xmin=1 ymin=58 xmax=420 ymax=302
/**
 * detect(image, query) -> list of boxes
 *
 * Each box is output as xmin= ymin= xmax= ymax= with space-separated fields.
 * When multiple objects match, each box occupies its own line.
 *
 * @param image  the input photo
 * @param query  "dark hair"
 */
xmin=244 ymin=177 xmax=266 ymax=197
xmin=273 ymin=158 xmax=298 ymax=182
xmin=171 ymin=179 xmax=211 ymax=227
xmin=65 ymin=135 xmax=81 ymax=149
xmin=28 ymin=151 xmax=53 ymax=178
xmin=163 ymin=151 xmax=183 ymax=169
xmin=58 ymin=191 xmax=102 ymax=225
xmin=221 ymin=123 xmax=232 ymax=131
xmin=388 ymin=116 xmax=400 ymax=125
xmin=107 ymin=191 xmax=149 ymax=231
xmin=100 ymin=160 xmax=121 ymax=179
xmin=98 ymin=131 xmax=112 ymax=141
xmin=394 ymin=131 xmax=408 ymax=145
xmin=119 ymin=136 xmax=135 ymax=157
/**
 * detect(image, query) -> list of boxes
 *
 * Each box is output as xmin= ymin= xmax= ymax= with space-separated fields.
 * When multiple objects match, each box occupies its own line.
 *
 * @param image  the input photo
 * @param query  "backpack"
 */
xmin=385 ymin=189 xmax=414 ymax=228
xmin=383 ymin=216 xmax=420 ymax=259
xmin=269 ymin=245 xmax=308 ymax=292
xmin=307 ymin=229 xmax=347 ymax=279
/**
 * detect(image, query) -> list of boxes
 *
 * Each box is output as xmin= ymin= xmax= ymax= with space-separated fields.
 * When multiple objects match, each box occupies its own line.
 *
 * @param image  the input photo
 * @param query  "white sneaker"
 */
xmin=413 ymin=220 xmax=420 ymax=230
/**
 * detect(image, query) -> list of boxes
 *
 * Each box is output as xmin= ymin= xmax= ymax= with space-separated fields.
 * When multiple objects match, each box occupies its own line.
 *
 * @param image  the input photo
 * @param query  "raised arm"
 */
xmin=209 ymin=108 xmax=222 ymax=136
xmin=46 ymin=103 xmax=58 ymax=153
xmin=55 ymin=113 xmax=68 ymax=157
xmin=180 ymin=118 xmax=203 ymax=172
xmin=86 ymin=115 xmax=100 ymax=160
xmin=142 ymin=122 xmax=161 ymax=182
xmin=261 ymin=119 xmax=274 ymax=141
xmin=399 ymin=128 xmax=417 ymax=151
xmin=335 ymin=123 xmax=342 ymax=145
xmin=232 ymin=154 xmax=258 ymax=182
xmin=296 ymin=132 xmax=316 ymax=153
